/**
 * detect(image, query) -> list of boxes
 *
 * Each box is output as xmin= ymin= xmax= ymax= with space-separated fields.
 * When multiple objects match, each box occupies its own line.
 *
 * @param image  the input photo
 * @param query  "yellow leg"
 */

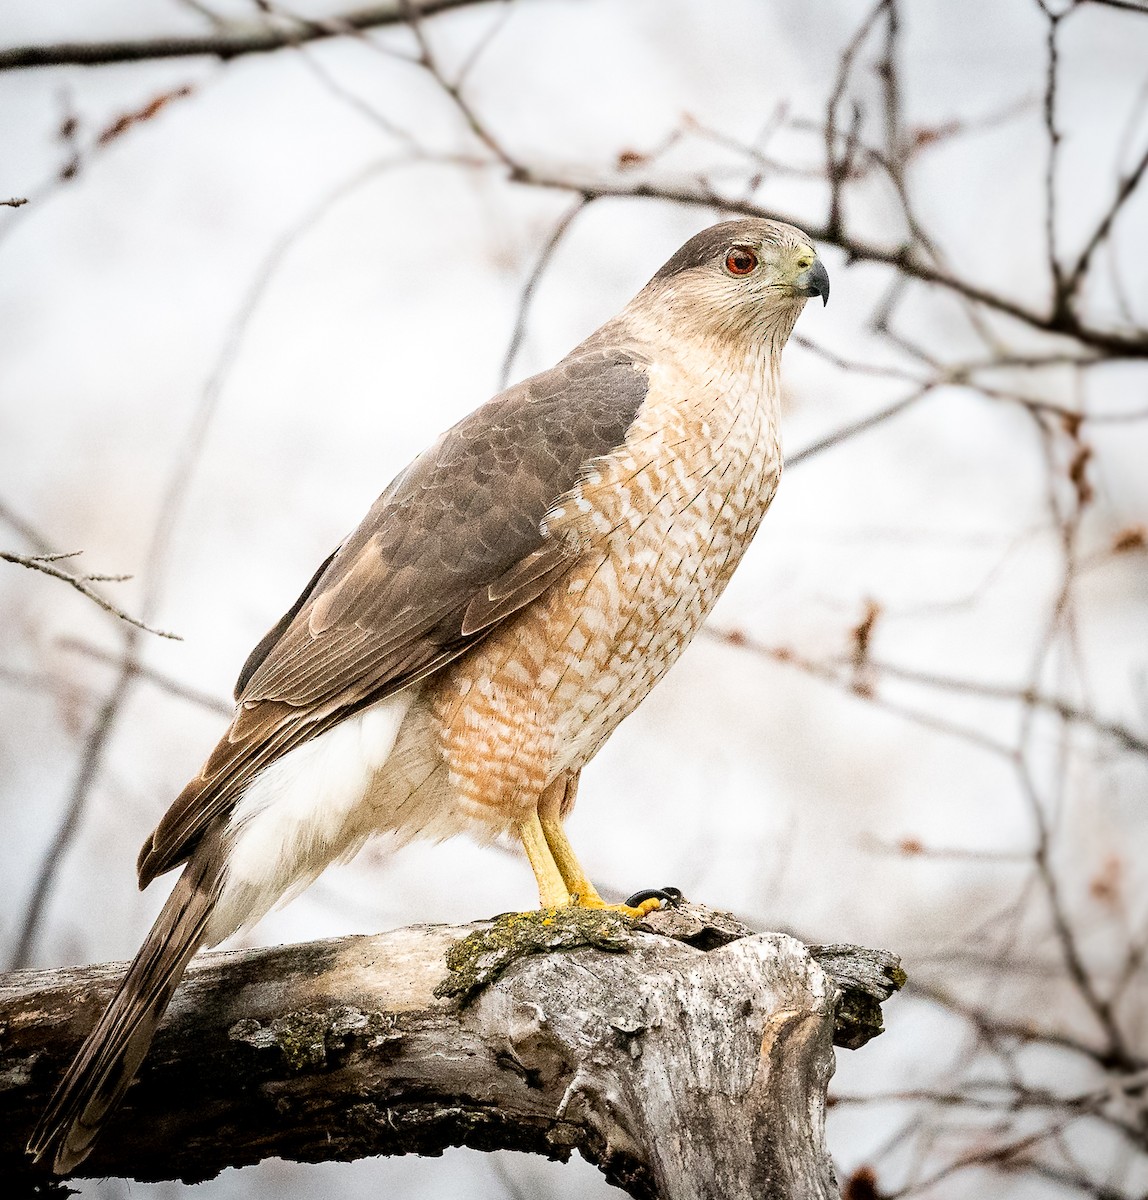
xmin=537 ymin=812 xmax=601 ymax=903
xmin=517 ymin=810 xmax=572 ymax=909
xmin=536 ymin=774 xmax=660 ymax=918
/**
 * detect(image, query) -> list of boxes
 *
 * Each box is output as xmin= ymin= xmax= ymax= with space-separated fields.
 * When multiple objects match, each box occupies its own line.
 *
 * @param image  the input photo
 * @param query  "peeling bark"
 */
xmin=0 ymin=903 xmax=902 ymax=1197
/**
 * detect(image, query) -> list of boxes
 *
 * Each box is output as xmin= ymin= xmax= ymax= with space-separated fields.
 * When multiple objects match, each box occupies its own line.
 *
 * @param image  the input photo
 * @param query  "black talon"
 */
xmin=624 ymin=886 xmax=684 ymax=908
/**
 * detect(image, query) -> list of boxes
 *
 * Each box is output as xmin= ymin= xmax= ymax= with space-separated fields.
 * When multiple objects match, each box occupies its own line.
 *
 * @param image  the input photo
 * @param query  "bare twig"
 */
xmin=1038 ymin=0 xmax=1068 ymax=316
xmin=487 ymin=166 xmax=1148 ymax=358
xmin=57 ymin=637 xmax=232 ymax=718
xmin=0 ymin=0 xmax=500 ymax=70
xmin=498 ymin=196 xmax=591 ymax=388
xmin=1 ymin=550 xmax=181 ymax=640
xmin=856 ymin=655 xmax=1148 ymax=757
xmin=402 ymin=0 xmax=516 ymax=168
xmin=824 ymin=0 xmax=890 ymax=238
xmin=8 ymin=667 xmax=135 ymax=969
xmin=701 ymin=628 xmax=1016 ymax=759
xmin=1064 ymin=135 xmax=1148 ymax=303
xmin=787 ymin=388 xmax=932 ymax=465
xmin=1083 ymin=0 xmax=1148 ymax=14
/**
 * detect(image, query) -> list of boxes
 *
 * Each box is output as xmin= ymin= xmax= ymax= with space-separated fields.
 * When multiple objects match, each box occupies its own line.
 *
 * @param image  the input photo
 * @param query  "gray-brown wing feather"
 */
xmin=232 ymin=545 xmax=340 ymax=700
xmin=137 ymin=348 xmax=649 ymax=885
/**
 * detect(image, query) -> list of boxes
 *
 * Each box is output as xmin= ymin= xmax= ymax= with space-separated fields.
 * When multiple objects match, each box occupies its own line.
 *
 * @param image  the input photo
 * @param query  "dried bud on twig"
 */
xmin=97 ymin=85 xmax=195 ymax=146
xmin=1068 ymin=443 xmax=1092 ymax=506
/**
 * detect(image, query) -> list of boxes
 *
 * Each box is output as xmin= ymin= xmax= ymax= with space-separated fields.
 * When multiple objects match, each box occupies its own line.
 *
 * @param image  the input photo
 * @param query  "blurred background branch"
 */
xmin=0 ymin=0 xmax=500 ymax=70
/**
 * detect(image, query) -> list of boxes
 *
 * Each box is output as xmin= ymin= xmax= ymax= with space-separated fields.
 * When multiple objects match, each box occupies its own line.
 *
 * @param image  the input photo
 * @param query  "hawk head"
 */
xmin=644 ymin=218 xmax=829 ymax=343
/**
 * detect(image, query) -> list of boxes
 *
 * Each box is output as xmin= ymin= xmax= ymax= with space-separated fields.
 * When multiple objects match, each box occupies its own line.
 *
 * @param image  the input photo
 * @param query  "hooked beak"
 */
xmin=794 ymin=258 xmax=830 ymax=306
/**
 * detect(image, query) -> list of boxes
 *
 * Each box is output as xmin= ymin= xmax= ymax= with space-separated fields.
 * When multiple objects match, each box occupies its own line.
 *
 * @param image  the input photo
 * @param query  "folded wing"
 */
xmin=137 ymin=347 xmax=649 ymax=886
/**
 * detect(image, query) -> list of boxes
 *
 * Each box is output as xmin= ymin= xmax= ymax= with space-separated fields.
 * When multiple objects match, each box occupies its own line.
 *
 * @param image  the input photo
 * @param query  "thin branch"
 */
xmin=453 ymin=0 xmax=516 ymax=88
xmin=0 ymin=0 xmax=500 ymax=70
xmin=791 ymin=334 xmax=927 ymax=383
xmin=1015 ymin=760 xmax=1133 ymax=1068
xmin=1039 ymin=0 xmax=1068 ymax=315
xmin=861 ymin=655 xmax=1148 ymax=756
xmin=492 ymin=166 xmax=1148 ymax=358
xmin=174 ymin=0 xmax=228 ymax=27
xmin=8 ymin=667 xmax=135 ymax=969
xmin=701 ymin=628 xmax=1016 ymax=760
xmin=1064 ymin=135 xmax=1148 ymax=302
xmin=1082 ymin=0 xmax=1148 ymax=13
xmin=787 ymin=387 xmax=931 ymax=465
xmin=0 ymin=80 xmax=206 ymax=258
xmin=997 ymin=1159 xmax=1140 ymax=1200
xmin=833 ymin=1068 xmax=1148 ymax=1116
xmin=824 ymin=0 xmax=890 ymax=238
xmin=274 ymin=44 xmax=418 ymax=147
xmin=498 ymin=196 xmax=590 ymax=389
xmin=237 ymin=0 xmax=425 ymax=148
xmin=403 ymin=0 xmax=516 ymax=168
xmin=909 ymin=977 xmax=1123 ymax=1066
xmin=57 ymin=637 xmax=232 ymax=718
xmin=877 ymin=0 xmax=904 ymax=178
xmin=1 ymin=550 xmax=181 ymax=640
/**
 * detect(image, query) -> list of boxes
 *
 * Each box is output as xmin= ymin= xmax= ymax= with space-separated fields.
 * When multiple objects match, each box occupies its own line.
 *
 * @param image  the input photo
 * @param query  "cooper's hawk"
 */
xmin=29 ymin=218 xmax=829 ymax=1173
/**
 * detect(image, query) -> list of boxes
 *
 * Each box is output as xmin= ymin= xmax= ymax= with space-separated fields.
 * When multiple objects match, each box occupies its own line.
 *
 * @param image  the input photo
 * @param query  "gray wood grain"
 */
xmin=0 ymin=903 xmax=901 ymax=1196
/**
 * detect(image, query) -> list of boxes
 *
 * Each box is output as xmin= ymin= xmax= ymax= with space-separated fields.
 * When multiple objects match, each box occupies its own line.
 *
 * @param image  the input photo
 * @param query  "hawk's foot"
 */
xmin=572 ymin=891 xmax=662 ymax=919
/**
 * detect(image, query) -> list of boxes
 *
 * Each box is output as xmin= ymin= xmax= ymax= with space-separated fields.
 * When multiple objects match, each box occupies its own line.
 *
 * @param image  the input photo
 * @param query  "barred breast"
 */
xmin=432 ymin=332 xmax=782 ymax=829
xmin=546 ymin=347 xmax=781 ymax=769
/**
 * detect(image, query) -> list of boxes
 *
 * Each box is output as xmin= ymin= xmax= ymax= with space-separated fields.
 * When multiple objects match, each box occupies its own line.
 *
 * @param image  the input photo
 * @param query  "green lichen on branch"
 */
xmin=228 ymin=1004 xmax=401 ymax=1071
xmin=435 ymin=907 xmax=638 ymax=1005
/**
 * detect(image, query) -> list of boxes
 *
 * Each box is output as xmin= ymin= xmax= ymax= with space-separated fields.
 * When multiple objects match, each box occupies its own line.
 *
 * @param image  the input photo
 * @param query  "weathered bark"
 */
xmin=0 ymin=903 xmax=902 ymax=1197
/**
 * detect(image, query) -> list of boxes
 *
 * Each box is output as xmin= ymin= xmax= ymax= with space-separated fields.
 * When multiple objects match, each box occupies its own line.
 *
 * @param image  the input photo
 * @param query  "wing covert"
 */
xmin=243 ymin=347 xmax=649 ymax=708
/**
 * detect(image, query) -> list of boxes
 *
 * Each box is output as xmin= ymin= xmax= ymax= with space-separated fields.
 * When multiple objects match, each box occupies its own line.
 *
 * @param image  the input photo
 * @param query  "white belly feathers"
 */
xmin=209 ymin=689 xmax=415 ymax=942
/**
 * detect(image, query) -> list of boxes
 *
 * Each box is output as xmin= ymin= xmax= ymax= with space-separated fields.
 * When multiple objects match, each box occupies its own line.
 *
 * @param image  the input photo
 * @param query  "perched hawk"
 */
xmin=30 ymin=218 xmax=828 ymax=1172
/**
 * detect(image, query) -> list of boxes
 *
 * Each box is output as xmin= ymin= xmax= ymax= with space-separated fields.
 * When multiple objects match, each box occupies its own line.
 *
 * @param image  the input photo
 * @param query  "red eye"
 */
xmin=725 ymin=247 xmax=758 ymax=275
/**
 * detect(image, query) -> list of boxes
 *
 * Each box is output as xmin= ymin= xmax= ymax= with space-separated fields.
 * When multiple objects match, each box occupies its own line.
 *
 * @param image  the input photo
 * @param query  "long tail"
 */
xmin=27 ymin=847 xmax=223 ymax=1174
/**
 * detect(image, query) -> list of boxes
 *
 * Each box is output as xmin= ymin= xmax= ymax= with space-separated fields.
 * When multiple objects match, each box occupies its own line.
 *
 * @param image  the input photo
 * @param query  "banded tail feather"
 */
xmin=27 ymin=844 xmax=223 ymax=1174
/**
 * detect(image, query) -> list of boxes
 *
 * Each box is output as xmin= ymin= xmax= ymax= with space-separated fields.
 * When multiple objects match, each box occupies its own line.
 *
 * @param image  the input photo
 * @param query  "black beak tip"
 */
xmin=813 ymin=259 xmax=830 ymax=306
xmin=796 ymin=258 xmax=830 ymax=306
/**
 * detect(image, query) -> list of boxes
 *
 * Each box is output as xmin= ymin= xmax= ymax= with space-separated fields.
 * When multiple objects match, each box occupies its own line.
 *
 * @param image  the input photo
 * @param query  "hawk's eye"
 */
xmin=724 ymin=247 xmax=758 ymax=276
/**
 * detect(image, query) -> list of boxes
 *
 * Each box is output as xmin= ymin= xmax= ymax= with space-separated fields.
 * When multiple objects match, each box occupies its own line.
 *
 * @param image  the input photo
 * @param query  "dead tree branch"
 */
xmin=0 ymin=903 xmax=901 ymax=1196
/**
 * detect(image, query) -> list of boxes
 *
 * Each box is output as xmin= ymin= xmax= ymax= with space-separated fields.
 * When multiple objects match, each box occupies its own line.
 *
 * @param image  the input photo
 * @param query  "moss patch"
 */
xmin=435 ymin=907 xmax=638 ymax=1005
xmin=229 ymin=1005 xmax=400 ymax=1072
